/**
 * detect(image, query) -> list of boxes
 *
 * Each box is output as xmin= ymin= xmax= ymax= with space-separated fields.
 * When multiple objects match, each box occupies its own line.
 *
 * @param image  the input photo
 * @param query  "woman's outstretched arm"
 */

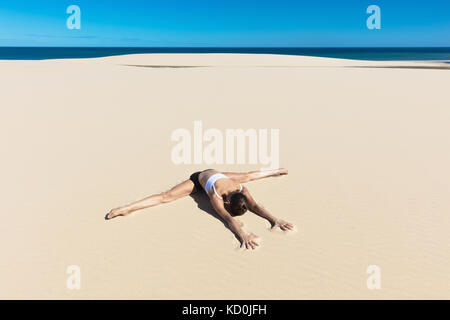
xmin=209 ymin=196 xmax=260 ymax=250
xmin=241 ymin=187 xmax=294 ymax=231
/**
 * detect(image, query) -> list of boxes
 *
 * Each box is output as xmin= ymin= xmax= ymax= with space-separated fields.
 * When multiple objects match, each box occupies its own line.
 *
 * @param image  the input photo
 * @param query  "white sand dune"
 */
xmin=0 ymin=54 xmax=449 ymax=299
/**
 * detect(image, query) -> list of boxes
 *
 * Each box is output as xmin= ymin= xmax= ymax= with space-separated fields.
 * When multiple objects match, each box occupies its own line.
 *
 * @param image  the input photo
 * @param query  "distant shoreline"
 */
xmin=0 ymin=47 xmax=449 ymax=61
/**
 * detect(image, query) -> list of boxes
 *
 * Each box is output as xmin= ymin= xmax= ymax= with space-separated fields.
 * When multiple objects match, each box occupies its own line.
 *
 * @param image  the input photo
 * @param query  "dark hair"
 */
xmin=229 ymin=192 xmax=248 ymax=216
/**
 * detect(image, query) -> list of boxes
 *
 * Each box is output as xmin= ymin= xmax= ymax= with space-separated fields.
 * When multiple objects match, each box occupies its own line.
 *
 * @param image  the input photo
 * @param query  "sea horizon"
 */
xmin=1 ymin=47 xmax=449 ymax=61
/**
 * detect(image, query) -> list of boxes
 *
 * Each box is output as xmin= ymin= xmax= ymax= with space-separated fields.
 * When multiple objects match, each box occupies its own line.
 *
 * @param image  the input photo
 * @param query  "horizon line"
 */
xmin=1 ymin=46 xmax=450 ymax=49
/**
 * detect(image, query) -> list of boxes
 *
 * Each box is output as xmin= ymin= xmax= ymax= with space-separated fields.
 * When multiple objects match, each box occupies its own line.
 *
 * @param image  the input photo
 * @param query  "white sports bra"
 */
xmin=204 ymin=173 xmax=242 ymax=200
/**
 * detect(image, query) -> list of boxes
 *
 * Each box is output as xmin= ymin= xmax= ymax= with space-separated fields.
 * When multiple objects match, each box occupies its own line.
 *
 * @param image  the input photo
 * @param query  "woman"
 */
xmin=106 ymin=168 xmax=294 ymax=249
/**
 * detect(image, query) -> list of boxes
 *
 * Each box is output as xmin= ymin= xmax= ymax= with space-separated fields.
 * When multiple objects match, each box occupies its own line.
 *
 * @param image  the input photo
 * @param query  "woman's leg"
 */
xmin=223 ymin=168 xmax=288 ymax=183
xmin=106 ymin=179 xmax=196 ymax=219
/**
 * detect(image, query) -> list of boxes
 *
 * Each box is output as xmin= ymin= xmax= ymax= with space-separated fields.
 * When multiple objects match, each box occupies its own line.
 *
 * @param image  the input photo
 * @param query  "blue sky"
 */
xmin=0 ymin=0 xmax=449 ymax=47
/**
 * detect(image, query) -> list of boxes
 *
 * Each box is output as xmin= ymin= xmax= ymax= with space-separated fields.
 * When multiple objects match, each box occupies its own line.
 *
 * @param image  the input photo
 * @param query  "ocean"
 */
xmin=0 ymin=47 xmax=449 ymax=61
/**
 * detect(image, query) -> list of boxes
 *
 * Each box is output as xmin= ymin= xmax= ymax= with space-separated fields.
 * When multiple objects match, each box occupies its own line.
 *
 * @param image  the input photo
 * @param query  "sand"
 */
xmin=0 ymin=54 xmax=449 ymax=299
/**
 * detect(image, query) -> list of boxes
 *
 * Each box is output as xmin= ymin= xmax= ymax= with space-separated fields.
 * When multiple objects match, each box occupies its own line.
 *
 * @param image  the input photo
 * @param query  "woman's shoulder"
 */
xmin=217 ymin=176 xmax=240 ymax=191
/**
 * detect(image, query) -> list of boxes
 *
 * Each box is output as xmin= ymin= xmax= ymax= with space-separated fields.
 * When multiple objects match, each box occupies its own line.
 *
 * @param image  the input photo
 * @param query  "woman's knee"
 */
xmin=161 ymin=191 xmax=174 ymax=203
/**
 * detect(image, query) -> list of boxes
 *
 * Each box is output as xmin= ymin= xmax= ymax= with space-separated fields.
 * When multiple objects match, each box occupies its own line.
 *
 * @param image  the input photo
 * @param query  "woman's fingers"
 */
xmin=274 ymin=222 xmax=294 ymax=231
xmin=241 ymin=236 xmax=261 ymax=250
xmin=241 ymin=240 xmax=259 ymax=250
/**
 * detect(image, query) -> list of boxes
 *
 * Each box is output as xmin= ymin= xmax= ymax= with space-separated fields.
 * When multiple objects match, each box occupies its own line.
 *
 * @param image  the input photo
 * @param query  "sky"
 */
xmin=0 ymin=0 xmax=449 ymax=47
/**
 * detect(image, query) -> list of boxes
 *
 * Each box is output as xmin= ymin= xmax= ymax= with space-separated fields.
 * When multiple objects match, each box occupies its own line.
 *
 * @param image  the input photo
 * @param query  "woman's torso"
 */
xmin=198 ymin=169 xmax=241 ymax=198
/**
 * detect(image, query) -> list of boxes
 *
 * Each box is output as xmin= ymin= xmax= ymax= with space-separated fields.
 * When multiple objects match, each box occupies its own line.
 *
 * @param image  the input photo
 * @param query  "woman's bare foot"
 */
xmin=277 ymin=168 xmax=288 ymax=176
xmin=105 ymin=207 xmax=132 ymax=220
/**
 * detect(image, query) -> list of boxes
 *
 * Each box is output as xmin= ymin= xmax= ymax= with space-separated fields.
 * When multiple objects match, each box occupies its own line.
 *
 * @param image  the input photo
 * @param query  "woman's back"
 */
xmin=199 ymin=169 xmax=241 ymax=198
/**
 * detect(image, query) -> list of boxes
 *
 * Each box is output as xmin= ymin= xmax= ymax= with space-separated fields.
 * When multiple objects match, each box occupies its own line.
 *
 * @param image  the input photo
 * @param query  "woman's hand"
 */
xmin=271 ymin=219 xmax=294 ymax=231
xmin=241 ymin=233 xmax=260 ymax=250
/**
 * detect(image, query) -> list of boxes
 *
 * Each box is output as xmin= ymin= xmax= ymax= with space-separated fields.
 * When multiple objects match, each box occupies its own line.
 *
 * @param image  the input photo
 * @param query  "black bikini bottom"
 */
xmin=189 ymin=171 xmax=203 ymax=192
